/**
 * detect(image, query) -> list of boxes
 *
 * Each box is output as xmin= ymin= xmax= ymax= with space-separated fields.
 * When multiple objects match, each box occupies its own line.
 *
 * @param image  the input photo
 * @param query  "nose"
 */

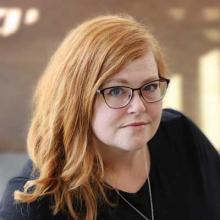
xmin=127 ymin=90 xmax=146 ymax=113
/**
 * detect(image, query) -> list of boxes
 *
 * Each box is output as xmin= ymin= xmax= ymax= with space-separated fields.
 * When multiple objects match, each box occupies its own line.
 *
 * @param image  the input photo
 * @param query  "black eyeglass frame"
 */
xmin=97 ymin=77 xmax=170 ymax=109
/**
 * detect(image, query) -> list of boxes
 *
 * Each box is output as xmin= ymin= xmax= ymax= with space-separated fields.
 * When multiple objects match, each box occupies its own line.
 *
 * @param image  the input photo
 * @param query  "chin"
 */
xmin=120 ymin=142 xmax=147 ymax=152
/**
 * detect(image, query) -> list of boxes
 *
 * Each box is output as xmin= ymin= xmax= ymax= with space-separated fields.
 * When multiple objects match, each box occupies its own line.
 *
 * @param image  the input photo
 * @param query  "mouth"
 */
xmin=121 ymin=122 xmax=150 ymax=128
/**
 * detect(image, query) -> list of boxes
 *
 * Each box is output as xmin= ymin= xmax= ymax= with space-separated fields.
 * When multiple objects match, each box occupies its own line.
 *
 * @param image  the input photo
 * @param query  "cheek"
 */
xmin=92 ymin=109 xmax=110 ymax=137
xmin=92 ymin=111 xmax=115 ymax=148
xmin=91 ymin=100 xmax=123 ymax=141
xmin=148 ymin=101 xmax=162 ymax=126
xmin=145 ymin=102 xmax=162 ymax=141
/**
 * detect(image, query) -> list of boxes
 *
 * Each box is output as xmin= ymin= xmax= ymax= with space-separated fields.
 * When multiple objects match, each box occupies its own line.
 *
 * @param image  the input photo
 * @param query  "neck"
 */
xmin=100 ymin=145 xmax=151 ymax=192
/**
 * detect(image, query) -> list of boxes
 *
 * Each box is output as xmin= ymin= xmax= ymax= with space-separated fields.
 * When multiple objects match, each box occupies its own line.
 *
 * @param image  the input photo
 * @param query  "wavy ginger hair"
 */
xmin=14 ymin=14 xmax=167 ymax=220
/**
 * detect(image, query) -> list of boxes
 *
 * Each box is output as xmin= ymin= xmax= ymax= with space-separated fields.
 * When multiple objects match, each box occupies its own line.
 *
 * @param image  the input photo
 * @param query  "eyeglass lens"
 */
xmin=103 ymin=79 xmax=168 ymax=109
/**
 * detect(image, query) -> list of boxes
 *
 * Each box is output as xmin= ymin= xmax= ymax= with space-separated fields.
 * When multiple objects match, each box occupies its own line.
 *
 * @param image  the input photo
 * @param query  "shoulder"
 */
xmin=152 ymin=108 xmax=220 ymax=217
xmin=150 ymin=109 xmax=220 ymax=178
xmin=157 ymin=108 xmax=219 ymax=156
xmin=160 ymin=108 xmax=211 ymax=143
xmin=154 ymin=108 xmax=220 ymax=187
xmin=152 ymin=108 xmax=194 ymax=145
xmin=161 ymin=108 xmax=191 ymax=127
xmin=160 ymin=108 xmax=218 ymax=152
xmin=161 ymin=108 xmax=184 ymax=122
xmin=0 ymin=160 xmax=55 ymax=220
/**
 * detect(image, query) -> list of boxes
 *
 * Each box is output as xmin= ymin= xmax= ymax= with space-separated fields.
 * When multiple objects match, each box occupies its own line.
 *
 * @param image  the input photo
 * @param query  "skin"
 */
xmin=92 ymin=51 xmax=163 ymax=192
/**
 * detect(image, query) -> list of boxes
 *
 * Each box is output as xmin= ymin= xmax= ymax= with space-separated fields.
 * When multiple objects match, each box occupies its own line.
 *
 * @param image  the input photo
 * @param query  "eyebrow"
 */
xmin=105 ymin=75 xmax=160 ymax=85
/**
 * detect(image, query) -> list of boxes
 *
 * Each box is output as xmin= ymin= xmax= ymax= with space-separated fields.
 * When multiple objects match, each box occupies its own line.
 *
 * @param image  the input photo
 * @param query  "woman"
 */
xmin=0 ymin=14 xmax=219 ymax=220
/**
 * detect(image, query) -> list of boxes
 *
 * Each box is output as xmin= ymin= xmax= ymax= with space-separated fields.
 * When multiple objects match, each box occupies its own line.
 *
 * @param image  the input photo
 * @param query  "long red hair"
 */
xmin=14 ymin=14 xmax=167 ymax=220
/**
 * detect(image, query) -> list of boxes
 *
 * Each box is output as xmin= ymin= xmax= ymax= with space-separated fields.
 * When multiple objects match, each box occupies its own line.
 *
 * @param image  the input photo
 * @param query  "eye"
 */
xmin=105 ymin=87 xmax=126 ymax=97
xmin=142 ymin=82 xmax=159 ymax=92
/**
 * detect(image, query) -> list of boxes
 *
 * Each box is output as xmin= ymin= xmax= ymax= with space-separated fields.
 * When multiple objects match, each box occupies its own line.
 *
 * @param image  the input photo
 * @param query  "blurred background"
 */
xmin=0 ymin=0 xmax=219 ymax=198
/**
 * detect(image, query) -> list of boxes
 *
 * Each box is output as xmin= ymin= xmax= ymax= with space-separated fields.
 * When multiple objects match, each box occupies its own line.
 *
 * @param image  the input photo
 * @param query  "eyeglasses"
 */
xmin=97 ymin=77 xmax=170 ymax=109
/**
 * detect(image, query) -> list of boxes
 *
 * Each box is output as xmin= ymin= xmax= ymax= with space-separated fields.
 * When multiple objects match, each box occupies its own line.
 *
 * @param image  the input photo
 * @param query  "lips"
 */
xmin=121 ymin=122 xmax=150 ymax=128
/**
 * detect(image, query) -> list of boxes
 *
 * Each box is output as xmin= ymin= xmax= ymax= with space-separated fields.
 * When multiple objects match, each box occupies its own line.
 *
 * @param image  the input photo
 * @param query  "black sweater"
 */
xmin=0 ymin=109 xmax=220 ymax=220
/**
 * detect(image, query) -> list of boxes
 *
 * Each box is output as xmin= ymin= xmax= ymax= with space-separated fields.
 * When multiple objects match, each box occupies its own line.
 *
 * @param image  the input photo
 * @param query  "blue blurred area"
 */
xmin=0 ymin=153 xmax=28 ymax=199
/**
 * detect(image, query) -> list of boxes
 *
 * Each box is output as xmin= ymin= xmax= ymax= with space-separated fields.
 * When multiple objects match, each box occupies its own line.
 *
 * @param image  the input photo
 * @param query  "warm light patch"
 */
xmin=202 ymin=7 xmax=220 ymax=21
xmin=199 ymin=49 xmax=220 ymax=151
xmin=203 ymin=29 xmax=220 ymax=43
xmin=0 ymin=7 xmax=40 ymax=37
xmin=0 ymin=8 xmax=22 ymax=37
xmin=167 ymin=7 xmax=186 ymax=21
xmin=163 ymin=74 xmax=183 ymax=112
xmin=24 ymin=8 xmax=39 ymax=26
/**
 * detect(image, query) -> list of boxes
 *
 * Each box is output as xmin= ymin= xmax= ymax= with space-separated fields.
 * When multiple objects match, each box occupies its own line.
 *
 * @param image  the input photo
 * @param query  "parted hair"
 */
xmin=14 ymin=14 xmax=167 ymax=220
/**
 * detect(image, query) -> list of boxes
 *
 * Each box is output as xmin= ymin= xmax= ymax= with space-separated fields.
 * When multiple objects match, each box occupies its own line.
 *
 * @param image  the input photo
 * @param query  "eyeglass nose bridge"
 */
xmin=127 ymin=87 xmax=145 ymax=105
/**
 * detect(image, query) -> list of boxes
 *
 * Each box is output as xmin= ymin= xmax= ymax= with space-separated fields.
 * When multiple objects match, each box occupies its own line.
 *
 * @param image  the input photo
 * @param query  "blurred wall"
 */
xmin=0 ymin=0 xmax=219 ymax=152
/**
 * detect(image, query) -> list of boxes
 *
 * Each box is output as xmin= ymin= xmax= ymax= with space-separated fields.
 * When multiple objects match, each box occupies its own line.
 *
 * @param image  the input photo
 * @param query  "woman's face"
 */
xmin=92 ymin=51 xmax=162 ymax=153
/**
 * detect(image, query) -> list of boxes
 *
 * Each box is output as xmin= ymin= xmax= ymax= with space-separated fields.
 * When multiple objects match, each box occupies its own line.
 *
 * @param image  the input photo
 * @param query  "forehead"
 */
xmin=105 ymin=51 xmax=159 ymax=85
